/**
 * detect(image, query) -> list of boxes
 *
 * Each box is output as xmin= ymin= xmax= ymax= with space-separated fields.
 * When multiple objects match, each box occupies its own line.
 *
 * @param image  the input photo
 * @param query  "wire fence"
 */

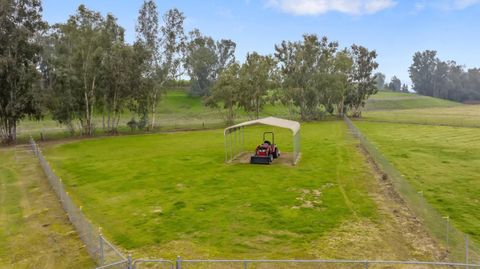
xmin=343 ymin=116 xmax=480 ymax=264
xmin=131 ymin=258 xmax=480 ymax=269
xmin=29 ymin=138 xmax=128 ymax=269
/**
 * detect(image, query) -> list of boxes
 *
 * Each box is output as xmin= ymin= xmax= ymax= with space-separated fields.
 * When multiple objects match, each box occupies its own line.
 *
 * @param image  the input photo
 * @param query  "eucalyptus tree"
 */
xmin=388 ymin=76 xmax=401 ymax=91
xmin=347 ymin=44 xmax=379 ymax=117
xmin=184 ymin=29 xmax=236 ymax=97
xmin=136 ymin=1 xmax=187 ymax=128
xmin=48 ymin=5 xmax=106 ymax=135
xmin=0 ymin=0 xmax=46 ymax=143
xmin=274 ymin=34 xmax=340 ymax=120
xmin=206 ymin=63 xmax=240 ymax=124
xmin=238 ymin=52 xmax=276 ymax=119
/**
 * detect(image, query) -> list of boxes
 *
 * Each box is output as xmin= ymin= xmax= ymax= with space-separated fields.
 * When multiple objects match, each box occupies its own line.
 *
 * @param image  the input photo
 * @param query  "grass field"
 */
xmin=355 ymin=121 xmax=480 ymax=244
xmin=362 ymin=105 xmax=480 ymax=127
xmin=365 ymin=91 xmax=460 ymax=111
xmin=0 ymin=147 xmax=93 ymax=268
xmin=40 ymin=121 xmax=441 ymax=260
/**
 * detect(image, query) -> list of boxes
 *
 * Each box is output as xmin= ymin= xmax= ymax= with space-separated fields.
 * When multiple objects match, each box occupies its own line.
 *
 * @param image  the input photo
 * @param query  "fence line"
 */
xmin=29 ymin=137 xmax=128 ymax=269
xmin=343 ymin=116 xmax=480 ymax=264
xmin=132 ymin=258 xmax=480 ymax=269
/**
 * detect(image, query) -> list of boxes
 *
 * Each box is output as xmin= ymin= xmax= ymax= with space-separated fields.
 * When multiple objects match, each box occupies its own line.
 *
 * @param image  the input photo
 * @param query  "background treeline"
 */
xmin=0 ymin=0 xmax=379 ymax=143
xmin=374 ymin=73 xmax=409 ymax=93
xmin=409 ymin=50 xmax=480 ymax=102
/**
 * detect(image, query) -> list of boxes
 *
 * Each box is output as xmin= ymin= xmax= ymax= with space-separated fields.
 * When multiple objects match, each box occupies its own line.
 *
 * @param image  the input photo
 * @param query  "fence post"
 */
xmin=364 ymin=260 xmax=369 ymax=269
xmin=176 ymin=256 xmax=182 ymax=269
xmin=244 ymin=260 xmax=248 ymax=269
xmin=127 ymin=254 xmax=133 ymax=269
xmin=466 ymin=234 xmax=469 ymax=269
xmin=99 ymin=234 xmax=104 ymax=265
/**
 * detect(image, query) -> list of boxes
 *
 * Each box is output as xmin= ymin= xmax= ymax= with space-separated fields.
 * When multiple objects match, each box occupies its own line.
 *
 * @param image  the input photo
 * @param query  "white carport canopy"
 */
xmin=224 ymin=117 xmax=301 ymax=165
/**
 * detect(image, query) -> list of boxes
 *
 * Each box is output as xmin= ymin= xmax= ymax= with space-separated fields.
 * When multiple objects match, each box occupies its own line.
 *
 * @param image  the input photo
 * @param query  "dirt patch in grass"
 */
xmin=0 ymin=147 xmax=94 ymax=268
xmin=229 ymin=151 xmax=295 ymax=166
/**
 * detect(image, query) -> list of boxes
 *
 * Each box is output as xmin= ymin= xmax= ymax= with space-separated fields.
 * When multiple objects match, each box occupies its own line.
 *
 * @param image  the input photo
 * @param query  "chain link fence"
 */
xmin=29 ymin=138 xmax=128 ymax=269
xmin=344 ymin=116 xmax=480 ymax=264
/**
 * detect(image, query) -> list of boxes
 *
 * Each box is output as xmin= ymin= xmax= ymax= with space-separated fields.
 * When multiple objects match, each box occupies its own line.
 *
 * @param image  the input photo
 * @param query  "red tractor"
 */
xmin=250 ymin=132 xmax=280 ymax=164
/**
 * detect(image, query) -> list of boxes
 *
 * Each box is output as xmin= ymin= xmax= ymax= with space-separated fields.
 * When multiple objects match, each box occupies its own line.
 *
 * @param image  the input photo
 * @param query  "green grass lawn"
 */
xmin=362 ymin=105 xmax=480 ymax=127
xmin=42 ymin=121 xmax=385 ymax=259
xmin=0 ymin=148 xmax=93 ymax=268
xmin=365 ymin=91 xmax=460 ymax=111
xmin=355 ymin=121 xmax=480 ymax=245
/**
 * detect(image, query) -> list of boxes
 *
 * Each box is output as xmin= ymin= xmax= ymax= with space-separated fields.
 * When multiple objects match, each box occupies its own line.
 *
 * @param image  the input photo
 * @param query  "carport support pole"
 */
xmin=230 ymin=131 xmax=233 ymax=161
xmin=224 ymin=133 xmax=227 ymax=162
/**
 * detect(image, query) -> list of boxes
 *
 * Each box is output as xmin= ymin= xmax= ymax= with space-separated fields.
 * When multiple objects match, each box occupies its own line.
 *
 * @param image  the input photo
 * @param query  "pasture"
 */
xmin=0 ymin=147 xmax=93 ymax=268
xmin=355 ymin=120 xmax=480 ymax=244
xmin=365 ymin=91 xmax=460 ymax=111
xmin=40 ymin=121 xmax=439 ymax=260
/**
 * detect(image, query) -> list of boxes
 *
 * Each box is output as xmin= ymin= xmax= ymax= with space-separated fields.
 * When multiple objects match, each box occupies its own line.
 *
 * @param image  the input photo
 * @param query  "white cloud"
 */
xmin=266 ymin=0 xmax=397 ymax=15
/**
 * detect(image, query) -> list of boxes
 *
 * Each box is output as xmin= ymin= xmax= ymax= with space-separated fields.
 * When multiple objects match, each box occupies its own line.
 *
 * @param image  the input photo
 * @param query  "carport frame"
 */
xmin=223 ymin=117 xmax=301 ymax=165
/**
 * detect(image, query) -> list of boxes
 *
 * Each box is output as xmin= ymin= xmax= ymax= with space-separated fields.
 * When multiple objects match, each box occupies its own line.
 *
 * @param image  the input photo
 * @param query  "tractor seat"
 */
xmin=264 ymin=140 xmax=271 ymax=145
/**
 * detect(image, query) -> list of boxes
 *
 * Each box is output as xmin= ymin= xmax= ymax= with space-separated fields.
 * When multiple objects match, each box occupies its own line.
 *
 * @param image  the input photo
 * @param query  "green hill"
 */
xmin=365 ymin=91 xmax=460 ymax=111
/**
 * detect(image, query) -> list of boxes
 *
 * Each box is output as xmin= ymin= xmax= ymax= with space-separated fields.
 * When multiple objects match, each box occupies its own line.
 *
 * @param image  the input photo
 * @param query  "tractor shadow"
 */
xmin=231 ymin=152 xmax=295 ymax=166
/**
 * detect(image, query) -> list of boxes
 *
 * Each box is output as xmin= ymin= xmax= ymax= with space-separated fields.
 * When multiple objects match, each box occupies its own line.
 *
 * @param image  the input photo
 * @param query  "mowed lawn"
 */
xmin=42 ymin=121 xmax=379 ymax=259
xmin=355 ymin=121 xmax=480 ymax=243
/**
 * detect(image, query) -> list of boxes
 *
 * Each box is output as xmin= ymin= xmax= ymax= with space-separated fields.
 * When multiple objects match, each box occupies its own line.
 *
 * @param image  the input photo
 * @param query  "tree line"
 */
xmin=374 ymin=73 xmax=409 ymax=93
xmin=409 ymin=50 xmax=480 ymax=102
xmin=0 ymin=0 xmax=379 ymax=143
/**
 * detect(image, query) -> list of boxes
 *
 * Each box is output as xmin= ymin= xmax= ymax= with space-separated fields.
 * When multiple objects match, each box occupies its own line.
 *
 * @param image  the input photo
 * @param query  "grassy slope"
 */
xmin=0 ymin=148 xmax=93 ymax=268
xmin=16 ymin=90 xmax=292 ymax=141
xmin=365 ymin=91 xmax=460 ymax=111
xmin=42 ymin=121 xmax=384 ymax=259
xmin=362 ymin=105 xmax=480 ymax=127
xmin=355 ymin=122 xmax=480 ymax=243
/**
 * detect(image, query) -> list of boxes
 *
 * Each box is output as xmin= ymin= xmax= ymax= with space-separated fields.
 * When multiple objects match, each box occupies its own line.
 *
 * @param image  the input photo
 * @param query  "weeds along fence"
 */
xmin=344 ymin=116 xmax=480 ymax=264
xmin=29 ymin=138 xmax=128 ymax=269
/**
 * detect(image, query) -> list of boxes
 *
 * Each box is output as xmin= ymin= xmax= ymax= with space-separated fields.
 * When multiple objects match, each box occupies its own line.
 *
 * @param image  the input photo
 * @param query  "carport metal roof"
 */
xmin=224 ymin=116 xmax=300 ymax=135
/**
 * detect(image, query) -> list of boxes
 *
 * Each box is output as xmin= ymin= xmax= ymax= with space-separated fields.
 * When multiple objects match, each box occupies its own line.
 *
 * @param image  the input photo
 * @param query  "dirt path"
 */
xmin=0 ymin=147 xmax=94 ymax=269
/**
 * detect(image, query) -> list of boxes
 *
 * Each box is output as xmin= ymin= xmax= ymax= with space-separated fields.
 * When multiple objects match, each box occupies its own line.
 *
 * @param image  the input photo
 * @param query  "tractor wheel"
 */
xmin=273 ymin=148 xmax=279 ymax=159
xmin=269 ymin=154 xmax=274 ymax=162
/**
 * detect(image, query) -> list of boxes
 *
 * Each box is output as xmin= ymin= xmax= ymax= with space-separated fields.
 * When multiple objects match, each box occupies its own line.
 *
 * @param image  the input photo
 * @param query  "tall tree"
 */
xmin=0 ymin=0 xmax=46 ymax=143
xmin=48 ymin=5 xmax=105 ymax=135
xmin=275 ymin=35 xmax=339 ymax=120
xmin=387 ymin=76 xmax=401 ymax=91
xmin=136 ymin=2 xmax=186 ymax=128
xmin=185 ymin=29 xmax=236 ymax=97
xmin=374 ymin=72 xmax=386 ymax=90
xmin=347 ymin=44 xmax=379 ymax=117
xmin=206 ymin=63 xmax=240 ymax=124
xmin=409 ymin=50 xmax=438 ymax=96
xmin=401 ymin=83 xmax=409 ymax=93
xmin=238 ymin=52 xmax=275 ymax=119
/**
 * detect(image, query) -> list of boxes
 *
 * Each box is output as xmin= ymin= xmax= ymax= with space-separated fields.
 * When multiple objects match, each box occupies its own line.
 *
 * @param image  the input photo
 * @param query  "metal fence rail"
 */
xmin=343 ymin=116 xmax=480 ymax=264
xmin=29 ymin=138 xmax=128 ymax=269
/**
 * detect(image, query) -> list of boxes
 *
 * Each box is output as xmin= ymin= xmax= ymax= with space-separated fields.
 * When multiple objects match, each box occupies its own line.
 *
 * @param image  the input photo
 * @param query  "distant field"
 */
xmin=365 ymin=91 xmax=460 ymax=111
xmin=362 ymin=105 xmax=480 ymax=127
xmin=41 ymin=121 xmax=439 ymax=260
xmin=0 ymin=147 xmax=93 ymax=268
xmin=355 ymin=121 xmax=480 ymax=245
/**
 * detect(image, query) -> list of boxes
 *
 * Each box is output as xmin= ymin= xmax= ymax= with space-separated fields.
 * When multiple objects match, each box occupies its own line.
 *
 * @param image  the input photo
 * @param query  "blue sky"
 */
xmin=41 ymin=0 xmax=480 ymax=85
